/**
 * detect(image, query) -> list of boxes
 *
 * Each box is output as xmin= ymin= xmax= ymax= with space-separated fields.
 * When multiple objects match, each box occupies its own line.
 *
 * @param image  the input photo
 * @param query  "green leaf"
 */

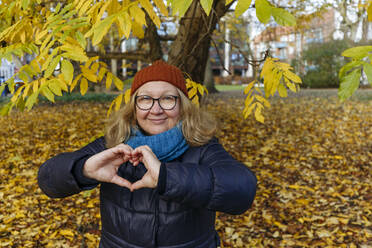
xmin=169 ymin=0 xmax=193 ymax=17
xmin=22 ymin=0 xmax=30 ymax=10
xmin=271 ymin=7 xmax=296 ymax=26
xmin=339 ymin=60 xmax=363 ymax=79
xmin=338 ymin=69 xmax=361 ymax=102
xmin=117 ymin=12 xmax=131 ymax=39
xmin=6 ymin=78 xmax=15 ymax=93
xmin=235 ymin=0 xmax=252 ymax=18
xmin=363 ymin=62 xmax=372 ymax=85
xmin=61 ymin=60 xmax=74 ymax=84
xmin=54 ymin=2 xmax=61 ymax=13
xmin=45 ymin=55 xmax=61 ymax=78
xmin=41 ymin=86 xmax=55 ymax=102
xmin=255 ymin=0 xmax=272 ymax=24
xmin=75 ymin=31 xmax=87 ymax=48
xmin=200 ymin=0 xmax=213 ymax=16
xmin=0 ymin=102 xmax=14 ymax=116
xmin=92 ymin=15 xmax=116 ymax=46
xmin=342 ymin=46 xmax=372 ymax=59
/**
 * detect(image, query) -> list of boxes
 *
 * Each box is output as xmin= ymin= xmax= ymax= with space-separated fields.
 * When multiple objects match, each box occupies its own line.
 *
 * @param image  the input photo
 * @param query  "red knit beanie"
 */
xmin=131 ymin=60 xmax=188 ymax=96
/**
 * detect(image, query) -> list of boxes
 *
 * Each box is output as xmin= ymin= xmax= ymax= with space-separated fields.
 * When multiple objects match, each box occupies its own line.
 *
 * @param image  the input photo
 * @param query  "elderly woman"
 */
xmin=38 ymin=60 xmax=257 ymax=248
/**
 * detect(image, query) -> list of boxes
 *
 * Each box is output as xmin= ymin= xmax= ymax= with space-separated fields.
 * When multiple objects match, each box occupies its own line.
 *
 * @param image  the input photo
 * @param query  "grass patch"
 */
xmin=44 ymin=92 xmax=117 ymax=102
xmin=0 ymin=92 xmax=117 ymax=105
xmin=216 ymin=84 xmax=245 ymax=91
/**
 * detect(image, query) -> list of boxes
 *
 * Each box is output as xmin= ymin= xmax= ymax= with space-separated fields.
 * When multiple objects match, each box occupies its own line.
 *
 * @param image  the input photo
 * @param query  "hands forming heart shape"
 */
xmin=83 ymin=144 xmax=161 ymax=192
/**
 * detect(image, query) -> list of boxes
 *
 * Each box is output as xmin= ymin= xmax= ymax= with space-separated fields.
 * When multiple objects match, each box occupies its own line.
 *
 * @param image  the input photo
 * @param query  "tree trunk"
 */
xmin=144 ymin=12 xmax=163 ymax=62
xmin=168 ymin=0 xmax=228 ymax=83
xmin=204 ymin=57 xmax=218 ymax=93
xmin=360 ymin=15 xmax=370 ymax=43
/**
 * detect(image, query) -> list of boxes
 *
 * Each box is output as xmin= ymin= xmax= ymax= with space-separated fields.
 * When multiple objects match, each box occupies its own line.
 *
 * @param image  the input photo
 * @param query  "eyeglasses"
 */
xmin=135 ymin=95 xmax=179 ymax=110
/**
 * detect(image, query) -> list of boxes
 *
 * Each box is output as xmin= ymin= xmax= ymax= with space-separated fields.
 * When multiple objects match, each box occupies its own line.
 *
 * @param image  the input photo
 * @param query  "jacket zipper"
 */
xmin=154 ymin=194 xmax=159 ymax=247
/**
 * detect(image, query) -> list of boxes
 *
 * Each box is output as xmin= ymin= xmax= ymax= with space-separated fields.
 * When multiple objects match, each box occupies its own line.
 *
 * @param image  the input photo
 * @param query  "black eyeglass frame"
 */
xmin=135 ymin=95 xmax=179 ymax=110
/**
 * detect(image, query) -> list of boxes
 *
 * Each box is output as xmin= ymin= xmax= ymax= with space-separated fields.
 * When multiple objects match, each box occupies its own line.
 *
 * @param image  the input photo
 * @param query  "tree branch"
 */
xmin=86 ymin=51 xmax=151 ymax=62
xmin=210 ymin=37 xmax=232 ymax=75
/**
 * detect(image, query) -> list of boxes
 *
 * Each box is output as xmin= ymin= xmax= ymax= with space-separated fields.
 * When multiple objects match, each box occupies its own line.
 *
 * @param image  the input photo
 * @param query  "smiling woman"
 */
xmin=37 ymin=60 xmax=257 ymax=248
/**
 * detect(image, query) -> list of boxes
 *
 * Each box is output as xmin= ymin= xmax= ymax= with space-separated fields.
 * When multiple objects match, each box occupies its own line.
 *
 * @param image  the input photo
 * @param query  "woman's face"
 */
xmin=135 ymin=81 xmax=181 ymax=135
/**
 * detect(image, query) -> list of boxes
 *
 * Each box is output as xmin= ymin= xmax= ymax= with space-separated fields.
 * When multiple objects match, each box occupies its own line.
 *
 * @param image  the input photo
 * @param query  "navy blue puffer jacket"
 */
xmin=38 ymin=137 xmax=257 ymax=247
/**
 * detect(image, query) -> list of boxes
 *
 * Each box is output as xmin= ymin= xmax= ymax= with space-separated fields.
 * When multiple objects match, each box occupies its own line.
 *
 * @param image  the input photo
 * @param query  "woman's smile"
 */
xmin=148 ymin=118 xmax=167 ymax=124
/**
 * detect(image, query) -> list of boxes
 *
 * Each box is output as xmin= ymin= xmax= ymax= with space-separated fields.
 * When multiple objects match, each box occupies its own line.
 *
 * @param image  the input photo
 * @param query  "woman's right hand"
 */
xmin=83 ymin=144 xmax=133 ymax=189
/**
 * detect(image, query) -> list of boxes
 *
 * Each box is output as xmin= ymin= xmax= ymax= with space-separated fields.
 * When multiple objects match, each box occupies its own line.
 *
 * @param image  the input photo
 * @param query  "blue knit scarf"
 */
xmin=126 ymin=123 xmax=189 ymax=162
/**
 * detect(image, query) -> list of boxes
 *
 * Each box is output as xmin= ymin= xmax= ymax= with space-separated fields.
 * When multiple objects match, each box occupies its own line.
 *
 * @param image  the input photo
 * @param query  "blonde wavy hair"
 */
xmin=104 ymin=89 xmax=217 ymax=148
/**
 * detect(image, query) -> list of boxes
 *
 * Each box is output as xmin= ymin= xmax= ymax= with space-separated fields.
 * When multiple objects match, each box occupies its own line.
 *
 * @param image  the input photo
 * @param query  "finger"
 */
xmin=115 ymin=143 xmax=134 ymax=150
xmin=133 ymin=146 xmax=153 ymax=161
xmin=112 ymin=146 xmax=133 ymax=156
xmin=111 ymin=175 xmax=132 ymax=189
xmin=111 ymin=147 xmax=135 ymax=163
xmin=132 ymin=145 xmax=151 ymax=153
xmin=130 ymin=179 xmax=146 ymax=192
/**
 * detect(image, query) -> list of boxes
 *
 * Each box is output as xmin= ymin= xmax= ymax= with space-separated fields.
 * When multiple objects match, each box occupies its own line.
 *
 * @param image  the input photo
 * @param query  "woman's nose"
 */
xmin=150 ymin=100 xmax=163 ymax=113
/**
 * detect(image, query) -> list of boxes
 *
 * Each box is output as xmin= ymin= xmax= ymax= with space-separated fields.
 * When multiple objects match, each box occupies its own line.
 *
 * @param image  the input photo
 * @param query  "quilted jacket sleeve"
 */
xmin=160 ymin=138 xmax=257 ymax=215
xmin=37 ymin=137 xmax=106 ymax=198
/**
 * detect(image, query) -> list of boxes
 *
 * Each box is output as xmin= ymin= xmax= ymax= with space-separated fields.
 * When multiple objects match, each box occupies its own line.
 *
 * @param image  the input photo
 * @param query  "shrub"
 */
xmin=299 ymin=40 xmax=350 ymax=88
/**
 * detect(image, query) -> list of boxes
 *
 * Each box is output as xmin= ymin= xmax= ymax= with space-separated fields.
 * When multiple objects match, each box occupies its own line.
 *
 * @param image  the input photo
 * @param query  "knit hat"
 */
xmin=131 ymin=60 xmax=188 ymax=96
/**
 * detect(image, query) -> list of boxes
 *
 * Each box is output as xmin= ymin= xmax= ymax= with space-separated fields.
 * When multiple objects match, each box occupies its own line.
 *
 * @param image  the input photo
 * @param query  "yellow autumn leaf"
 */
xmin=81 ymin=66 xmax=98 ymax=83
xmin=48 ymin=79 xmax=62 ymax=96
xmin=131 ymin=21 xmax=145 ymax=39
xmin=124 ymin=88 xmax=131 ymax=103
xmin=113 ymin=77 xmax=124 ymax=91
xmin=56 ymin=75 xmax=68 ymax=91
xmin=284 ymin=70 xmax=302 ymax=83
xmin=191 ymin=94 xmax=199 ymax=105
xmin=278 ymin=83 xmax=287 ymax=97
xmin=188 ymin=87 xmax=197 ymax=99
xmin=153 ymin=0 xmax=168 ymax=16
xmin=244 ymin=95 xmax=254 ymax=108
xmin=61 ymin=60 xmax=74 ymax=84
xmin=106 ymin=73 xmax=113 ymax=89
xmin=41 ymin=86 xmax=55 ymax=102
xmin=98 ymin=67 xmax=107 ymax=81
xmin=80 ymin=77 xmax=88 ymax=95
xmin=244 ymin=80 xmax=255 ymax=94
xmin=255 ymin=95 xmax=271 ymax=108
xmin=70 ymin=74 xmax=82 ymax=92
xmin=243 ymin=102 xmax=256 ymax=119
xmin=115 ymin=94 xmax=123 ymax=111
xmin=117 ymin=12 xmax=132 ymax=39
xmin=59 ymin=229 xmax=74 ymax=237
xmin=129 ymin=5 xmax=147 ymax=27
xmin=254 ymin=103 xmax=264 ymax=123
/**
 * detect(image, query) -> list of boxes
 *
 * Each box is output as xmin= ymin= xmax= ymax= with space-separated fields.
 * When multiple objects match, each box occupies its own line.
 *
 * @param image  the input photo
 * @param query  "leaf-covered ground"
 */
xmin=0 ymin=92 xmax=371 ymax=247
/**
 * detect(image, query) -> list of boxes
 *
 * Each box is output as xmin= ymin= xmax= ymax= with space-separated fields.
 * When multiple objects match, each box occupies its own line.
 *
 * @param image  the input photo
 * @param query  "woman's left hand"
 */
xmin=130 ymin=145 xmax=161 ymax=191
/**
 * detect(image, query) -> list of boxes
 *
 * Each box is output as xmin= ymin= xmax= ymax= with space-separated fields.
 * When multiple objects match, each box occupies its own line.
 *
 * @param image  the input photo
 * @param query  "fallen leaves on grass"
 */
xmin=0 ymin=96 xmax=371 ymax=247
